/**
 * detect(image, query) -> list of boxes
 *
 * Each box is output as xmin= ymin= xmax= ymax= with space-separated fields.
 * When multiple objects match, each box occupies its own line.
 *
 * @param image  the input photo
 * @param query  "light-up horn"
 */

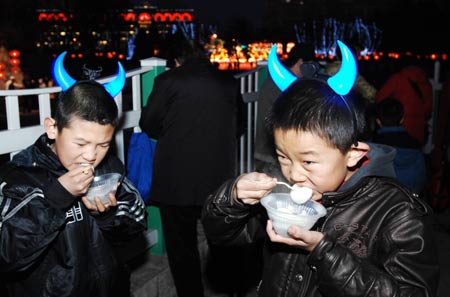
xmin=268 ymin=40 xmax=357 ymax=96
xmin=327 ymin=40 xmax=357 ymax=95
xmin=52 ymin=51 xmax=76 ymax=91
xmin=267 ymin=44 xmax=297 ymax=92
xmin=103 ymin=62 xmax=126 ymax=98
xmin=52 ymin=51 xmax=126 ymax=98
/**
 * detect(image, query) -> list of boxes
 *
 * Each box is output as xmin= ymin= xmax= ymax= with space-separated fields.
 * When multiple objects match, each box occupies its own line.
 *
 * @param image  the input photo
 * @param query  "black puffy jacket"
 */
xmin=0 ymin=134 xmax=147 ymax=297
xmin=202 ymin=143 xmax=440 ymax=297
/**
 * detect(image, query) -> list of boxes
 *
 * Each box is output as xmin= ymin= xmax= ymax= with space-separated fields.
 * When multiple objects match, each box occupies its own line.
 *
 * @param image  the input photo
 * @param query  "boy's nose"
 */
xmin=83 ymin=149 xmax=97 ymax=161
xmin=290 ymin=166 xmax=307 ymax=184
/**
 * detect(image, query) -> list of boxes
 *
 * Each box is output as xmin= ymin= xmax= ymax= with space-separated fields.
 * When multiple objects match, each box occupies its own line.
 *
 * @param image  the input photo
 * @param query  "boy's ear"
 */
xmin=44 ymin=117 xmax=57 ymax=140
xmin=346 ymin=142 xmax=370 ymax=167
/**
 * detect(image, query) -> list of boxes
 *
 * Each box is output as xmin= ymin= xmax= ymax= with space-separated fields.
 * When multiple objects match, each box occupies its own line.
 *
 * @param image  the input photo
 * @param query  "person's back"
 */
xmin=139 ymin=33 xmax=244 ymax=297
xmin=376 ymin=60 xmax=433 ymax=144
xmin=373 ymin=97 xmax=427 ymax=193
xmin=140 ymin=44 xmax=242 ymax=206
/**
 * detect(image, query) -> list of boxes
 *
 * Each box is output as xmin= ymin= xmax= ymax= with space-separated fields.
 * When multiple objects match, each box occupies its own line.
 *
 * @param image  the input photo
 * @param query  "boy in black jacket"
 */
xmin=0 ymin=55 xmax=146 ymax=297
xmin=202 ymin=41 xmax=439 ymax=297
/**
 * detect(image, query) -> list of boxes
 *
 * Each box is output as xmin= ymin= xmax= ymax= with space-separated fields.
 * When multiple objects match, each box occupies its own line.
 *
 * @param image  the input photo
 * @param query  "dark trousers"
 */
xmin=159 ymin=205 xmax=204 ymax=297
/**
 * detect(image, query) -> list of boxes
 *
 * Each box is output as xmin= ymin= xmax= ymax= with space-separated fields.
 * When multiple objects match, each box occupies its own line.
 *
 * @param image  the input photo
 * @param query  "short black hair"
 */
xmin=165 ymin=31 xmax=206 ymax=66
xmin=284 ymin=43 xmax=316 ymax=67
xmin=53 ymin=80 xmax=119 ymax=131
xmin=376 ymin=97 xmax=404 ymax=126
xmin=266 ymin=79 xmax=366 ymax=154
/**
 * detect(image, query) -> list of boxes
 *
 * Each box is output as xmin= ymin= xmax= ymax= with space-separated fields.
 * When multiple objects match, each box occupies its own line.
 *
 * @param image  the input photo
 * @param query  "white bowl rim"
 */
xmin=261 ymin=193 xmax=327 ymax=218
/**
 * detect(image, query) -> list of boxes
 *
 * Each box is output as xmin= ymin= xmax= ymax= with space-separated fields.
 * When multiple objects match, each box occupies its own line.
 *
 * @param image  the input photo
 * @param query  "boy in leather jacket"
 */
xmin=0 ymin=59 xmax=147 ymax=297
xmin=201 ymin=41 xmax=439 ymax=297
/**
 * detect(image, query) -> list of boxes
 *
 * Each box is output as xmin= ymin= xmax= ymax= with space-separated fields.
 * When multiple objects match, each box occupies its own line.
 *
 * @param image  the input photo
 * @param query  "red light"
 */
xmin=10 ymin=58 xmax=20 ymax=66
xmin=38 ymin=12 xmax=47 ymax=21
xmin=154 ymin=12 xmax=164 ymax=22
xmin=9 ymin=49 xmax=20 ymax=58
xmin=138 ymin=12 xmax=151 ymax=22
xmin=121 ymin=12 xmax=136 ymax=22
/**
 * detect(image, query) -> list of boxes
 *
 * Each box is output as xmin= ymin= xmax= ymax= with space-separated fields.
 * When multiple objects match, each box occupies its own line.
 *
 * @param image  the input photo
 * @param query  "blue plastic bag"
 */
xmin=126 ymin=132 xmax=156 ymax=204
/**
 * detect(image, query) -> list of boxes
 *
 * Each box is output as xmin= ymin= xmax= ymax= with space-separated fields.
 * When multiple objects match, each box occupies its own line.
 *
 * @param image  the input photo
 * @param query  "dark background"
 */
xmin=0 ymin=0 xmax=449 ymax=77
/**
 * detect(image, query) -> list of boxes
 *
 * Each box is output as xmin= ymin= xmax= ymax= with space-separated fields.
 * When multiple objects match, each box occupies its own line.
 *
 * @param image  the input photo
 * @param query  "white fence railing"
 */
xmin=1 ymin=60 xmax=445 ymax=170
xmin=0 ymin=58 xmax=265 ymax=175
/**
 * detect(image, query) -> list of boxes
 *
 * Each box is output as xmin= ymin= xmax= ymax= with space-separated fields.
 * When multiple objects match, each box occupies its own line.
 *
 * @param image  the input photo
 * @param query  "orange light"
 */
xmin=0 ymin=72 xmax=5 ymax=79
xmin=11 ymin=66 xmax=21 ymax=74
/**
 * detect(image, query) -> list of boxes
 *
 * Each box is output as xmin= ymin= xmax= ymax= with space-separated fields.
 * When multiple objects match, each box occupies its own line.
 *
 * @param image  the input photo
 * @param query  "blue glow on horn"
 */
xmin=103 ymin=62 xmax=126 ymax=98
xmin=268 ymin=44 xmax=297 ymax=92
xmin=52 ymin=51 xmax=76 ymax=91
xmin=327 ymin=40 xmax=357 ymax=95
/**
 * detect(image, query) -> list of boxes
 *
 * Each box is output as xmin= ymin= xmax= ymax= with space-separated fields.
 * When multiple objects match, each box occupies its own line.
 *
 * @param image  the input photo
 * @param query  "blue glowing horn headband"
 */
xmin=52 ymin=51 xmax=126 ymax=98
xmin=268 ymin=40 xmax=359 ymax=146
xmin=268 ymin=40 xmax=357 ymax=95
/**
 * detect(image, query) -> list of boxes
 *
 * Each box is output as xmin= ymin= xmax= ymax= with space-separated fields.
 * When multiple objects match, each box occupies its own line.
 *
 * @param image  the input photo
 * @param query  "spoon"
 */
xmin=276 ymin=182 xmax=312 ymax=204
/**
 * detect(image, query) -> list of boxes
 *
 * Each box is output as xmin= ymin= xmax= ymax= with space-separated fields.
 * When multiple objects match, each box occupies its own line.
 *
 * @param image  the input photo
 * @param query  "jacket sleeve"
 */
xmin=94 ymin=176 xmax=147 ymax=244
xmin=307 ymin=211 xmax=439 ymax=297
xmin=201 ymin=178 xmax=267 ymax=247
xmin=0 ymin=171 xmax=74 ymax=273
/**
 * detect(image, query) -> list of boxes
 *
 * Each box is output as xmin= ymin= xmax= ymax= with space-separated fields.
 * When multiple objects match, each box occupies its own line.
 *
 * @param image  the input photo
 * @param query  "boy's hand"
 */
xmin=235 ymin=172 xmax=277 ymax=205
xmin=266 ymin=220 xmax=324 ymax=252
xmin=81 ymin=192 xmax=118 ymax=213
xmin=58 ymin=165 xmax=94 ymax=197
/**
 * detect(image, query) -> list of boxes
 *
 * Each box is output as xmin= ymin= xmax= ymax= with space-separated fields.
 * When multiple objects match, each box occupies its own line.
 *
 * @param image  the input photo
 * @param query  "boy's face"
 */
xmin=45 ymin=116 xmax=115 ymax=171
xmin=274 ymin=128 xmax=365 ymax=201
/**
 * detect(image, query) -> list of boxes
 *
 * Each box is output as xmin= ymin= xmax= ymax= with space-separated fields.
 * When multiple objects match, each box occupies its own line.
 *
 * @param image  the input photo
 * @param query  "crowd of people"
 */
xmin=1 ymin=33 xmax=449 ymax=297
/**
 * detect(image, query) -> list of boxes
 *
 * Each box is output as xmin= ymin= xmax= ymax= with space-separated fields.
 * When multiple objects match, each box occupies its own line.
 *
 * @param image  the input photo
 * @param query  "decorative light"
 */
xmin=9 ymin=50 xmax=20 ymax=58
xmin=10 ymin=58 xmax=20 ymax=66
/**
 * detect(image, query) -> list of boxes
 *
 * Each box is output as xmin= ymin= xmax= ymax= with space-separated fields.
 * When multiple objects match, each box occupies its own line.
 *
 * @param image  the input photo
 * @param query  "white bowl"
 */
xmin=261 ymin=193 xmax=326 ymax=237
xmin=85 ymin=173 xmax=121 ymax=204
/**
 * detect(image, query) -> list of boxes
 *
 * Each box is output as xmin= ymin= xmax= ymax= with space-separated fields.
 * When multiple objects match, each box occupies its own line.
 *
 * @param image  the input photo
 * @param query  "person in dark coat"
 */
xmin=139 ymin=33 xmax=244 ymax=297
xmin=372 ymin=97 xmax=427 ymax=194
